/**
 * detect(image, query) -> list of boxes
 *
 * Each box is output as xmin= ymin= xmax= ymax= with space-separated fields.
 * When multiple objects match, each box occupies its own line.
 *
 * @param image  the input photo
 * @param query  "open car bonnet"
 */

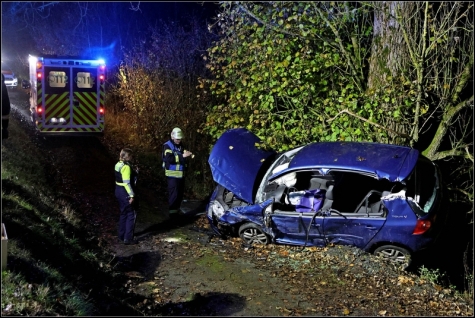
xmin=208 ymin=128 xmax=276 ymax=203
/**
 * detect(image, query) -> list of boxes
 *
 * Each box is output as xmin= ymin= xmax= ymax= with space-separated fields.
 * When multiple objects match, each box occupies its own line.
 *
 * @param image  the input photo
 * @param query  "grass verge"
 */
xmin=1 ymin=116 xmax=143 ymax=315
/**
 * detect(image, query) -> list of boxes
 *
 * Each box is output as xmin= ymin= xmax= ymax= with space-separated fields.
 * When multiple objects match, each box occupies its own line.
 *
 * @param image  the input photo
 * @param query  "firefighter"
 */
xmin=2 ymin=74 xmax=11 ymax=139
xmin=115 ymin=148 xmax=139 ymax=245
xmin=162 ymin=127 xmax=193 ymax=218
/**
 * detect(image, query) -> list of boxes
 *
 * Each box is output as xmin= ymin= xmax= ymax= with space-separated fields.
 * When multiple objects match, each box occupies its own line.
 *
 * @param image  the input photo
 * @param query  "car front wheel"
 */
xmin=239 ymin=223 xmax=269 ymax=245
xmin=374 ymin=245 xmax=410 ymax=265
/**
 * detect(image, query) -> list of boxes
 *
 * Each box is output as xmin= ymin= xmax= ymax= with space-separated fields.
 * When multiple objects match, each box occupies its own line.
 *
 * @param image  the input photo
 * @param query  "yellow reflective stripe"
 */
xmin=164 ymin=149 xmax=173 ymax=155
xmin=165 ymin=170 xmax=183 ymax=178
xmin=116 ymin=182 xmax=135 ymax=196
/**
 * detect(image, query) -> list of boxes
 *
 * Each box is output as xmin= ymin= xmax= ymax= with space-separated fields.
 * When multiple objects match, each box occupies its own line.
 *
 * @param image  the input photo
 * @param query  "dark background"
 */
xmin=1 ymin=2 xmax=219 ymax=74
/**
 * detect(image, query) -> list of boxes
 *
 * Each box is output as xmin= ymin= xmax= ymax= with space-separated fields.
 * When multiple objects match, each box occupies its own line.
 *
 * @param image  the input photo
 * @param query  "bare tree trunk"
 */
xmin=367 ymin=2 xmax=413 ymax=144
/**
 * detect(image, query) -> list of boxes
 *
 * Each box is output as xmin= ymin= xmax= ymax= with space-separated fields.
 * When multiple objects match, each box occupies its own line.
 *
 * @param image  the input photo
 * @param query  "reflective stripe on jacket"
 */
xmin=115 ymin=161 xmax=135 ymax=197
xmin=163 ymin=140 xmax=184 ymax=178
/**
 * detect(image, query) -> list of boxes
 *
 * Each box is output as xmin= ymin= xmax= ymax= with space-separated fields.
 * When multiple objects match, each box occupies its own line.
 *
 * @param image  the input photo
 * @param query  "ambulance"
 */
xmin=28 ymin=55 xmax=106 ymax=135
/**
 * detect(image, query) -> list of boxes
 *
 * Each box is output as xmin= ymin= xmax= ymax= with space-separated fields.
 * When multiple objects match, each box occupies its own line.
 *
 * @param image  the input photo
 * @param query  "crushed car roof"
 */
xmin=287 ymin=141 xmax=419 ymax=182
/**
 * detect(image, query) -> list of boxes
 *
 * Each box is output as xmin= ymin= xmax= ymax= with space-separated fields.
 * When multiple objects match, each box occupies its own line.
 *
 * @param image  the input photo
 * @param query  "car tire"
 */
xmin=239 ymin=223 xmax=269 ymax=245
xmin=374 ymin=245 xmax=411 ymax=265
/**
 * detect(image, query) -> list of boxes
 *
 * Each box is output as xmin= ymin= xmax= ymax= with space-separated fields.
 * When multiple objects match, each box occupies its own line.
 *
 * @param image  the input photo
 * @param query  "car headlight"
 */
xmin=208 ymin=200 xmax=225 ymax=218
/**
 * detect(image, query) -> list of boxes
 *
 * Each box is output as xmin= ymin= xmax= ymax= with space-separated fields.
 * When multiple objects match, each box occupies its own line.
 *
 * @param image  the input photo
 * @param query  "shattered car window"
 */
xmin=405 ymin=157 xmax=439 ymax=216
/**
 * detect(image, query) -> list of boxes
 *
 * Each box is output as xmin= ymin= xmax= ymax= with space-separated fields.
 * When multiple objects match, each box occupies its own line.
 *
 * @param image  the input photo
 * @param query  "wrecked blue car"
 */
xmin=207 ymin=128 xmax=447 ymax=264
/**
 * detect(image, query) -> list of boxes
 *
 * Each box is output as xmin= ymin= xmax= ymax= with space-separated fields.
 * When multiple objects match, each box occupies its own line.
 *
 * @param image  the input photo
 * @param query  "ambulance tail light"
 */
xmin=37 ymin=72 xmax=42 ymax=79
xmin=36 ymin=61 xmax=43 ymax=69
xmin=37 ymin=106 xmax=43 ymax=113
xmin=99 ymin=74 xmax=105 ymax=82
xmin=99 ymin=107 xmax=104 ymax=114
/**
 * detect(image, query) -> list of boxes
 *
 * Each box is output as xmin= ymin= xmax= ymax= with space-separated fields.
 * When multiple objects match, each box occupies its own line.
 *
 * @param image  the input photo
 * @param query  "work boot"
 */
xmin=124 ymin=239 xmax=139 ymax=245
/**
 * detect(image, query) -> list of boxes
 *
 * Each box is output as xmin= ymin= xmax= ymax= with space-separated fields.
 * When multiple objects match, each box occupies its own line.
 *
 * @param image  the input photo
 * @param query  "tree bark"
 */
xmin=367 ymin=2 xmax=413 ymax=144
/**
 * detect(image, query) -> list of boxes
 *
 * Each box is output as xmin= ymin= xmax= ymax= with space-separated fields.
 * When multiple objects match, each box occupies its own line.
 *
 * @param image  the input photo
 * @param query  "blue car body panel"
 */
xmin=270 ymin=211 xmax=326 ymax=246
xmin=321 ymin=215 xmax=386 ymax=247
xmin=368 ymin=199 xmax=434 ymax=252
xmin=286 ymin=142 xmax=419 ymax=182
xmin=208 ymin=128 xmax=276 ymax=203
xmin=219 ymin=199 xmax=273 ymax=226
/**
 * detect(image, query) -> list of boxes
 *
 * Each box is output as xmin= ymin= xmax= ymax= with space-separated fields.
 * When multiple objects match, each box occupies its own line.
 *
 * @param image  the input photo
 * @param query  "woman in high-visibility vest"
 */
xmin=114 ymin=148 xmax=139 ymax=244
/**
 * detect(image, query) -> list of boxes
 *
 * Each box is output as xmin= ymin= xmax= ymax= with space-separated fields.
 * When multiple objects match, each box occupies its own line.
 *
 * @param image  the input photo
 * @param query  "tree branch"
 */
xmin=236 ymin=3 xmax=301 ymax=38
xmin=327 ymin=109 xmax=411 ymax=139
xmin=429 ymin=148 xmax=471 ymax=161
xmin=465 ymin=146 xmax=474 ymax=163
xmin=452 ymin=50 xmax=474 ymax=104
xmin=313 ymin=4 xmax=364 ymax=91
xmin=447 ymin=187 xmax=474 ymax=200
xmin=423 ymin=95 xmax=474 ymax=159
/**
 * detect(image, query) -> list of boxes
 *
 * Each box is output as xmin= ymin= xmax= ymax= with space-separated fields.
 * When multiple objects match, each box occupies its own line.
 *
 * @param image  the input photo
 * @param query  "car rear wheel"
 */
xmin=239 ymin=223 xmax=269 ymax=245
xmin=374 ymin=245 xmax=410 ymax=265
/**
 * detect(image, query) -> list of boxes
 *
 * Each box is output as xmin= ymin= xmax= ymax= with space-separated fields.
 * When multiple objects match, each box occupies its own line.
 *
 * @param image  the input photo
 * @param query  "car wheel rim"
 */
xmin=242 ymin=228 xmax=267 ymax=244
xmin=377 ymin=248 xmax=407 ymax=263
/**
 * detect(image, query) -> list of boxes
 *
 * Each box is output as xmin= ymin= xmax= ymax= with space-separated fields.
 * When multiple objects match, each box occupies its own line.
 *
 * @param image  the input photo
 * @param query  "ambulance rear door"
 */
xmin=42 ymin=61 xmax=104 ymax=134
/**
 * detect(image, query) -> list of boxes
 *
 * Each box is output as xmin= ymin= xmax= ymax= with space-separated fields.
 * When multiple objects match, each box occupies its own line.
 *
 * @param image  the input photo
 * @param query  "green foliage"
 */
xmin=418 ymin=265 xmax=443 ymax=285
xmin=201 ymin=2 xmax=386 ymax=151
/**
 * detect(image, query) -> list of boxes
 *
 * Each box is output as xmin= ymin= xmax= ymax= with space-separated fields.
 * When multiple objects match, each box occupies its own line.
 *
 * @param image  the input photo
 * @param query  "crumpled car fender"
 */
xmin=219 ymin=199 xmax=274 ymax=227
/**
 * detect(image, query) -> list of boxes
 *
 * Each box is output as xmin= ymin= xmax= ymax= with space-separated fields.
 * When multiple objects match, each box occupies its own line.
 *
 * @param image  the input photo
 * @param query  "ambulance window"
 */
xmin=48 ymin=71 xmax=68 ymax=88
xmin=76 ymin=72 xmax=94 ymax=88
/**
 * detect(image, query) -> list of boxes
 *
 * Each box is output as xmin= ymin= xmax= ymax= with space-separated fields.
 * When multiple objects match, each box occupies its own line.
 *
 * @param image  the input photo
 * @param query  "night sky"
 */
xmin=1 ymin=2 xmax=220 ymax=74
xmin=140 ymin=2 xmax=219 ymax=24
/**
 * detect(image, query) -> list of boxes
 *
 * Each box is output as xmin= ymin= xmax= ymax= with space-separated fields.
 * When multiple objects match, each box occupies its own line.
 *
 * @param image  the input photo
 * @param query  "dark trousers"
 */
xmin=115 ymin=186 xmax=136 ymax=242
xmin=167 ymin=177 xmax=184 ymax=210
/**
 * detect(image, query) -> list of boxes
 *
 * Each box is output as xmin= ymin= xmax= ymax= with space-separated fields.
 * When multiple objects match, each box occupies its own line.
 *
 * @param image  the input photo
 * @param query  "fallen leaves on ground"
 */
xmin=180 ymin=215 xmax=474 ymax=316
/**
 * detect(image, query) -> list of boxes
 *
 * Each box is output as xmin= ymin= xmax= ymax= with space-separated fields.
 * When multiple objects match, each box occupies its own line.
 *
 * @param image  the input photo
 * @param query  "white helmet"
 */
xmin=171 ymin=127 xmax=183 ymax=139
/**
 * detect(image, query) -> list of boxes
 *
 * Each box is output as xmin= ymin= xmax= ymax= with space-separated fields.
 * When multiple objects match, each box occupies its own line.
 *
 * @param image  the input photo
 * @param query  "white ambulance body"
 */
xmin=29 ymin=55 xmax=106 ymax=135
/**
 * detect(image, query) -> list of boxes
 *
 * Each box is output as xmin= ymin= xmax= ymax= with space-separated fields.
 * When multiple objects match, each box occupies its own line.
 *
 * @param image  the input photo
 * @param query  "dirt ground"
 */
xmin=7 ymin=87 xmax=473 ymax=316
xmin=8 ymin=87 xmax=314 ymax=315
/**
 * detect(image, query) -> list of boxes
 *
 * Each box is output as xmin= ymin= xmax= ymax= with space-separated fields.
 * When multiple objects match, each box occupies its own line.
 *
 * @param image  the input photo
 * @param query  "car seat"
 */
xmin=319 ymin=181 xmax=334 ymax=211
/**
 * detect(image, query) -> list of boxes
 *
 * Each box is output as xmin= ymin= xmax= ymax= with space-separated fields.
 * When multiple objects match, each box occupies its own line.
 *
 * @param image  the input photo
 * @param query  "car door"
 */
xmin=321 ymin=214 xmax=386 ymax=249
xmin=270 ymin=210 xmax=326 ymax=246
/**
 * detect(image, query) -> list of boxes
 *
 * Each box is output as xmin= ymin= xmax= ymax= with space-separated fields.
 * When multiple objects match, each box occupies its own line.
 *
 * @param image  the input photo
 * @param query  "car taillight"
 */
xmin=413 ymin=218 xmax=431 ymax=235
